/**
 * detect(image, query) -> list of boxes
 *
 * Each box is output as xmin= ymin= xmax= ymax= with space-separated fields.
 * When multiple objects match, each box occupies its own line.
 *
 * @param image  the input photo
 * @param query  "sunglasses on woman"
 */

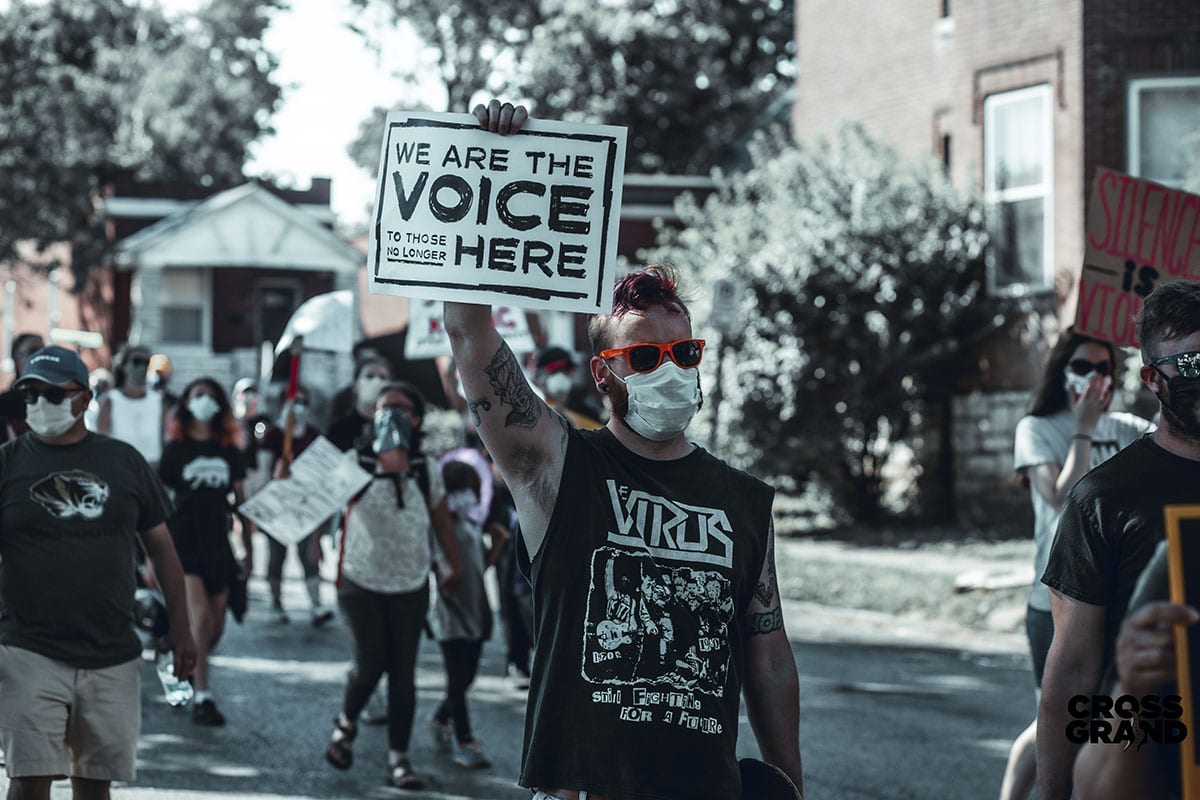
xmin=19 ymin=385 xmax=83 ymax=405
xmin=1066 ymin=358 xmax=1111 ymax=376
xmin=599 ymin=339 xmax=706 ymax=373
xmin=1148 ymin=351 xmax=1200 ymax=379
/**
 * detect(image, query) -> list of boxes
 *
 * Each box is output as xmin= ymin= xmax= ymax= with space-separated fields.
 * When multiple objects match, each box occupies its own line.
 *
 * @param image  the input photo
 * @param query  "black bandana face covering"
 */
xmin=1153 ymin=368 xmax=1200 ymax=438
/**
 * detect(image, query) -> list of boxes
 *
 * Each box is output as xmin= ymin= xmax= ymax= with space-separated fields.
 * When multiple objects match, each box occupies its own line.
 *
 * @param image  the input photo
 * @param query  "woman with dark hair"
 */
xmin=325 ymin=381 xmax=462 ymax=790
xmin=327 ymin=357 xmax=394 ymax=452
xmin=998 ymin=328 xmax=1153 ymax=800
xmin=158 ymin=377 xmax=248 ymax=727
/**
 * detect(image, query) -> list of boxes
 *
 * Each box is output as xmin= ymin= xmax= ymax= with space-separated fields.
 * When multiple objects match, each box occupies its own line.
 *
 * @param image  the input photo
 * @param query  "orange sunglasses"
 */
xmin=599 ymin=339 xmax=706 ymax=373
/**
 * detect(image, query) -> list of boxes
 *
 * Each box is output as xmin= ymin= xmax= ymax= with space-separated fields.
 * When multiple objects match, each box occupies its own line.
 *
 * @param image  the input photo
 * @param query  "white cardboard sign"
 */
xmin=238 ymin=436 xmax=372 ymax=545
xmin=405 ymin=299 xmax=535 ymax=359
xmin=368 ymin=111 xmax=626 ymax=314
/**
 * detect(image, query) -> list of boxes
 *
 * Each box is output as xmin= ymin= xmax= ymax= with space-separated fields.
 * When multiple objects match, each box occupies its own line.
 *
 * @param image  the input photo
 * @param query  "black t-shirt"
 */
xmin=1043 ymin=436 xmax=1200 ymax=669
xmin=158 ymin=437 xmax=246 ymax=516
xmin=0 ymin=432 xmax=172 ymax=668
xmin=520 ymin=427 xmax=774 ymax=800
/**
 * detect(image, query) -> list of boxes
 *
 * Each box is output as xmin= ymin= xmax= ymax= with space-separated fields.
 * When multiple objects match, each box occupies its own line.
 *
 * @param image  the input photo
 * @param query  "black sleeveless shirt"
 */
xmin=519 ymin=427 xmax=774 ymax=800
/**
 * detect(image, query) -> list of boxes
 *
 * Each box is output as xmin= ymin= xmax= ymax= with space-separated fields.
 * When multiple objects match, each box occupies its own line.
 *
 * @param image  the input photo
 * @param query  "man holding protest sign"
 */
xmin=1038 ymin=281 xmax=1200 ymax=799
xmin=438 ymin=100 xmax=803 ymax=800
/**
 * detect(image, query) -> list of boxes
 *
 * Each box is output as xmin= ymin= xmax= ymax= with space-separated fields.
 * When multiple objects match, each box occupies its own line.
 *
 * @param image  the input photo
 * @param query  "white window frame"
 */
xmin=983 ymin=83 xmax=1055 ymax=293
xmin=1127 ymin=76 xmax=1200 ymax=188
xmin=158 ymin=266 xmax=212 ymax=350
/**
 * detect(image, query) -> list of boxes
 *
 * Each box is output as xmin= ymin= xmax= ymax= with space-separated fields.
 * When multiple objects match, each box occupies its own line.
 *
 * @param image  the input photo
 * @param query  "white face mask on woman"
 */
xmin=187 ymin=395 xmax=221 ymax=423
xmin=26 ymin=396 xmax=81 ymax=438
xmin=611 ymin=361 xmax=702 ymax=441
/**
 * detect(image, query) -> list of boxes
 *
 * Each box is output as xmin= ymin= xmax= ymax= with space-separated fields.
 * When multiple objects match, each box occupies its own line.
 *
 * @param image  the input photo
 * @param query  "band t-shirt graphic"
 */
xmin=0 ymin=433 xmax=171 ymax=668
xmin=520 ymin=427 xmax=773 ymax=800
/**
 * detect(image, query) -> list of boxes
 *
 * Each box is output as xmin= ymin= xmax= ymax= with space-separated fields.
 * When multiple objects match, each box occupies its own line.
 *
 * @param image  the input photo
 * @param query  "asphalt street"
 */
xmin=2 ymin=573 xmax=1036 ymax=800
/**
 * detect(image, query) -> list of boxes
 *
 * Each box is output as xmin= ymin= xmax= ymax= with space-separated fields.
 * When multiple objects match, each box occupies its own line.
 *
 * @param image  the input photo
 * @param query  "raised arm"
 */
xmin=443 ymin=304 xmax=568 ymax=559
xmin=742 ymin=523 xmax=804 ymax=795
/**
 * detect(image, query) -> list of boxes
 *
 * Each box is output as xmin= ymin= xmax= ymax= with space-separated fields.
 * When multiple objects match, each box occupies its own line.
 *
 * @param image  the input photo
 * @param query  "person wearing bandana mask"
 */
xmin=1000 ymin=330 xmax=1152 ymax=800
xmin=325 ymin=382 xmax=462 ymax=790
xmin=447 ymin=108 xmax=803 ymax=800
xmin=1038 ymin=282 xmax=1200 ymax=800
xmin=0 ymin=346 xmax=195 ymax=796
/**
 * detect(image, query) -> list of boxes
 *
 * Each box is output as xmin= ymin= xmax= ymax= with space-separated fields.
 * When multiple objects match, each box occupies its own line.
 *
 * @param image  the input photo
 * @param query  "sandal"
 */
xmin=325 ymin=714 xmax=357 ymax=770
xmin=389 ymin=757 xmax=425 ymax=791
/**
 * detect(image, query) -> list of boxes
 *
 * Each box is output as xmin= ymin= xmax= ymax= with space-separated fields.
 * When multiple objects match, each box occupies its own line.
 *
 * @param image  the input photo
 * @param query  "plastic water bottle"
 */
xmin=156 ymin=652 xmax=194 ymax=707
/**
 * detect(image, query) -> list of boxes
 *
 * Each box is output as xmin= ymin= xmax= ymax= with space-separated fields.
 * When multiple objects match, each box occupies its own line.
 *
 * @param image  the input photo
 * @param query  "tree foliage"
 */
xmin=346 ymin=0 xmax=794 ymax=174
xmin=648 ymin=126 xmax=1019 ymax=523
xmin=0 ymin=0 xmax=282 ymax=286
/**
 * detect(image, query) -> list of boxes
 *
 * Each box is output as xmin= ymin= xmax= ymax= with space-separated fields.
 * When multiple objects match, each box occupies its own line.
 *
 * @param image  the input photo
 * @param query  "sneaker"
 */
xmin=271 ymin=604 xmax=290 ymax=624
xmin=453 ymin=739 xmax=490 ymax=769
xmin=507 ymin=663 xmax=530 ymax=691
xmin=427 ymin=716 xmax=453 ymax=752
xmin=311 ymin=607 xmax=335 ymax=628
xmin=192 ymin=698 xmax=226 ymax=727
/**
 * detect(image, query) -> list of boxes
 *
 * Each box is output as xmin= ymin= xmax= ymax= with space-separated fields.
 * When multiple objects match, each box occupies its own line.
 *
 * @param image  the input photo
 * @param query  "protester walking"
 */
xmin=0 ymin=345 xmax=196 ymax=798
xmin=158 ymin=377 xmax=248 ymax=727
xmin=325 ymin=382 xmax=462 ymax=791
xmin=999 ymin=328 xmax=1152 ymax=800
xmin=447 ymin=102 xmax=803 ymax=800
xmin=427 ymin=460 xmax=506 ymax=769
xmin=96 ymin=344 xmax=167 ymax=469
xmin=261 ymin=385 xmax=333 ymax=626
xmin=1037 ymin=282 xmax=1200 ymax=799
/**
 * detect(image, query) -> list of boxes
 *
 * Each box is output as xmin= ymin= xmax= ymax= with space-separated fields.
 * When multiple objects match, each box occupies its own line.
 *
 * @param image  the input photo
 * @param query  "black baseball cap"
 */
xmin=15 ymin=346 xmax=90 ymax=388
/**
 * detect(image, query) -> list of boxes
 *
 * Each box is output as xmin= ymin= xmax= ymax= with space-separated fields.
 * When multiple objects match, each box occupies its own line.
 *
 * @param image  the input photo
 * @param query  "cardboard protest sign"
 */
xmin=1165 ymin=504 xmax=1200 ymax=800
xmin=1076 ymin=169 xmax=1200 ymax=346
xmin=368 ymin=111 xmax=626 ymax=314
xmin=405 ymin=298 xmax=535 ymax=359
xmin=239 ymin=436 xmax=372 ymax=545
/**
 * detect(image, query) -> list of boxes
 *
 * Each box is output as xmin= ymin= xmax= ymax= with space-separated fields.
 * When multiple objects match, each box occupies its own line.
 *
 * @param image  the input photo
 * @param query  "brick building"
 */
xmin=793 ymin=0 xmax=1200 ymax=521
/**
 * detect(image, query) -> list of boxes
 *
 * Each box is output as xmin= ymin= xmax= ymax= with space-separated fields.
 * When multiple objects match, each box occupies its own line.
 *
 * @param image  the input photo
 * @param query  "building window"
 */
xmin=1128 ymin=77 xmax=1200 ymax=189
xmin=160 ymin=268 xmax=208 ymax=345
xmin=984 ymin=84 xmax=1053 ymax=291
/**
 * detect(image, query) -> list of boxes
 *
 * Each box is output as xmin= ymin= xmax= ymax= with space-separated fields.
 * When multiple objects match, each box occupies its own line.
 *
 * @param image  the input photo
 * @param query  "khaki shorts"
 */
xmin=0 ymin=645 xmax=141 ymax=781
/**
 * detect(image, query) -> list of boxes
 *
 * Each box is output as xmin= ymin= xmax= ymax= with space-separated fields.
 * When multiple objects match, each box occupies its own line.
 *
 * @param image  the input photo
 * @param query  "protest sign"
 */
xmin=1165 ymin=505 xmax=1200 ymax=800
xmin=368 ymin=111 xmax=626 ymax=314
xmin=1075 ymin=169 xmax=1200 ymax=346
xmin=239 ymin=436 xmax=372 ymax=545
xmin=405 ymin=298 xmax=535 ymax=359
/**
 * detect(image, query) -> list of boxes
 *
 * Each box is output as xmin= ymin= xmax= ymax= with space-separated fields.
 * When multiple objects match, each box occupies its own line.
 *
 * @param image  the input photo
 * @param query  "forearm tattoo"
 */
xmin=467 ymin=397 xmax=492 ymax=427
xmin=747 ymin=608 xmax=784 ymax=636
xmin=483 ymin=342 xmax=541 ymax=428
xmin=754 ymin=574 xmax=777 ymax=607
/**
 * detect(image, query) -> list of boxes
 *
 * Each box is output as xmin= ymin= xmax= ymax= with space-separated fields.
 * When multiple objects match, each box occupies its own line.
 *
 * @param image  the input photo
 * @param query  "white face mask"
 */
xmin=27 ymin=396 xmax=81 ymax=438
xmin=187 ymin=395 xmax=221 ymax=423
xmin=1064 ymin=370 xmax=1095 ymax=398
xmin=613 ymin=361 xmax=701 ymax=442
xmin=357 ymin=375 xmax=389 ymax=408
xmin=543 ymin=372 xmax=573 ymax=399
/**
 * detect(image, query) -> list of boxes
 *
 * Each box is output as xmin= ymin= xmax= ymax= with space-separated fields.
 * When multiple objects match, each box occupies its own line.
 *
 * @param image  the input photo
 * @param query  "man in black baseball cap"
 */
xmin=0 ymin=345 xmax=196 ymax=798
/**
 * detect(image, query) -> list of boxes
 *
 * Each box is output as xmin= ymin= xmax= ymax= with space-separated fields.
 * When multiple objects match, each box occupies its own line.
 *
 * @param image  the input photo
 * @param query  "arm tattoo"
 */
xmin=747 ymin=608 xmax=783 ymax=636
xmin=467 ymin=397 xmax=492 ymax=427
xmin=754 ymin=574 xmax=777 ymax=607
xmin=483 ymin=342 xmax=541 ymax=428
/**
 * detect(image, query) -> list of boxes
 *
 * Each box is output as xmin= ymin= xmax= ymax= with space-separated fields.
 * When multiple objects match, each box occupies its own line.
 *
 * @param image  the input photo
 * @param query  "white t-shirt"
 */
xmin=1013 ymin=409 xmax=1154 ymax=611
xmin=340 ymin=466 xmax=445 ymax=594
xmin=106 ymin=390 xmax=164 ymax=466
